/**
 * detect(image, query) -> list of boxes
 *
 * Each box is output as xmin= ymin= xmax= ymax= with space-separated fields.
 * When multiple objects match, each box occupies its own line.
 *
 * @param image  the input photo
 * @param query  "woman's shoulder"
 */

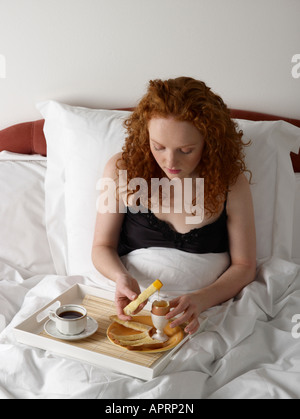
xmin=231 ymin=172 xmax=251 ymax=192
xmin=227 ymin=172 xmax=253 ymax=212
xmin=102 ymin=152 xmax=124 ymax=178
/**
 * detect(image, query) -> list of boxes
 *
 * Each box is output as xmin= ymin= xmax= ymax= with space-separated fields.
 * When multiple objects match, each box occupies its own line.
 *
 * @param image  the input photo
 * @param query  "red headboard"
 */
xmin=0 ymin=119 xmax=46 ymax=156
xmin=0 ymin=109 xmax=299 ymax=172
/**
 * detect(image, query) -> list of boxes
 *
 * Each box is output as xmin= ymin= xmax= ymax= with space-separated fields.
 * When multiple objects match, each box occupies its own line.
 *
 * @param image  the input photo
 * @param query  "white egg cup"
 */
xmin=151 ymin=300 xmax=170 ymax=343
xmin=151 ymin=313 xmax=169 ymax=342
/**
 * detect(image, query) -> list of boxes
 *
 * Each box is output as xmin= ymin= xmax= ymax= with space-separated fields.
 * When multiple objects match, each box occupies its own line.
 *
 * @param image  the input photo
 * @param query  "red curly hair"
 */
xmin=118 ymin=77 xmax=250 ymax=215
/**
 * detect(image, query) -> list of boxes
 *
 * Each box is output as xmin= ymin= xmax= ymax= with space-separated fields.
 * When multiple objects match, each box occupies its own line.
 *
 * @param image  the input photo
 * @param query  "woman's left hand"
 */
xmin=165 ymin=292 xmax=204 ymax=335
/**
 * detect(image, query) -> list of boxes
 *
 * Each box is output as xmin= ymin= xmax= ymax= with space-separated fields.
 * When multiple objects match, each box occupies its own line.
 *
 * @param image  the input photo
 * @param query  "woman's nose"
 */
xmin=165 ymin=151 xmax=177 ymax=168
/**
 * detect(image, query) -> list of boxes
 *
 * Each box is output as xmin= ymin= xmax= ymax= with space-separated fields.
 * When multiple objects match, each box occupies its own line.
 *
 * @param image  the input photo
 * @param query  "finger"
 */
xmin=167 ymin=301 xmax=190 ymax=320
xmin=116 ymin=305 xmax=132 ymax=321
xmin=184 ymin=318 xmax=200 ymax=335
xmin=120 ymin=288 xmax=138 ymax=302
xmin=117 ymin=313 xmax=132 ymax=321
xmin=115 ymin=298 xmax=133 ymax=320
xmin=170 ymin=309 xmax=193 ymax=328
xmin=168 ymin=297 xmax=181 ymax=308
xmin=132 ymin=300 xmax=147 ymax=315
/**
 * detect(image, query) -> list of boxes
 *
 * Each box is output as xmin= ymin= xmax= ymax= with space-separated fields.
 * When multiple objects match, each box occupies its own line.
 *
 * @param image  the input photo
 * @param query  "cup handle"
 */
xmin=49 ymin=310 xmax=57 ymax=322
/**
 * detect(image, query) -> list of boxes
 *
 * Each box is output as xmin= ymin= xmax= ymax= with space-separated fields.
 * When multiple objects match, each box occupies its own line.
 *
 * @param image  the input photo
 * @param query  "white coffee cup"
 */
xmin=49 ymin=304 xmax=87 ymax=335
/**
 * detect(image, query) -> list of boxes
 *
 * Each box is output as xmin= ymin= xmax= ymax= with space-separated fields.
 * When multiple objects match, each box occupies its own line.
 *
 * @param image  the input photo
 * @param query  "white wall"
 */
xmin=0 ymin=0 xmax=299 ymax=129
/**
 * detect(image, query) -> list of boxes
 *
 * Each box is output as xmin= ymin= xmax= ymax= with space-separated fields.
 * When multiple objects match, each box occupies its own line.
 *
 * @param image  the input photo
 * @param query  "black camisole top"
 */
xmin=117 ymin=204 xmax=229 ymax=256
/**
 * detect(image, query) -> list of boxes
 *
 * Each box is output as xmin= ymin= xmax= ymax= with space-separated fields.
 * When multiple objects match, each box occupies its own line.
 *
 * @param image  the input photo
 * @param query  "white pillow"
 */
xmin=37 ymin=100 xmax=131 ymax=283
xmin=292 ymin=173 xmax=300 ymax=263
xmin=37 ymin=101 xmax=300 ymax=286
xmin=0 ymin=153 xmax=56 ymax=276
xmin=235 ymin=119 xmax=300 ymax=262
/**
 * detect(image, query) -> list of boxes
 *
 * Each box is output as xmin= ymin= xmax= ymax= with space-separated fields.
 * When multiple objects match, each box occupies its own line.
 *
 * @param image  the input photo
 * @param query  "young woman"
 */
xmin=92 ymin=77 xmax=256 ymax=334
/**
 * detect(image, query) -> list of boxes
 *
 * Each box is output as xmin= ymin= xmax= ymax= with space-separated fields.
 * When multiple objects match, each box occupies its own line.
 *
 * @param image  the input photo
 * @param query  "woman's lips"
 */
xmin=166 ymin=168 xmax=181 ymax=175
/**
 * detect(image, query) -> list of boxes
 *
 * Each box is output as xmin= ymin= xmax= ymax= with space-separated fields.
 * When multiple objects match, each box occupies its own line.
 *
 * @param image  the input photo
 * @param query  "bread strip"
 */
xmin=110 ymin=331 xmax=150 ymax=341
xmin=109 ymin=315 xmax=153 ymax=332
xmin=123 ymin=279 xmax=163 ymax=315
xmin=112 ymin=335 xmax=160 ymax=347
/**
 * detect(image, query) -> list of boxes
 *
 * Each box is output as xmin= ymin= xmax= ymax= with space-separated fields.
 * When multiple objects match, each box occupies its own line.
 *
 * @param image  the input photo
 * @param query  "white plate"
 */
xmin=44 ymin=316 xmax=98 ymax=341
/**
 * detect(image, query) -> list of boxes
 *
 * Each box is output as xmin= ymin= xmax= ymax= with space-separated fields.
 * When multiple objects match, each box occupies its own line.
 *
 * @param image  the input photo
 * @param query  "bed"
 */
xmin=0 ymin=102 xmax=300 ymax=400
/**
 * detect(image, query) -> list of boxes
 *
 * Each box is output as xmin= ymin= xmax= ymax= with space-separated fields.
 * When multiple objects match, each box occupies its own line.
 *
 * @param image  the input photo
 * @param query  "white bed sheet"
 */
xmin=0 ymin=152 xmax=56 ymax=276
xmin=0 ymin=256 xmax=299 ymax=399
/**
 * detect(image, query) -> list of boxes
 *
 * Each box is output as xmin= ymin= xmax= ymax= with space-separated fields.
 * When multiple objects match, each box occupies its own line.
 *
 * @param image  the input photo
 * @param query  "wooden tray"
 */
xmin=13 ymin=284 xmax=198 ymax=380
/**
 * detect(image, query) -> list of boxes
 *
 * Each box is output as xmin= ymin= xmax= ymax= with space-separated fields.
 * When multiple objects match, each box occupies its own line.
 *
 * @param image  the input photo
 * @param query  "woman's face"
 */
xmin=148 ymin=117 xmax=205 ymax=179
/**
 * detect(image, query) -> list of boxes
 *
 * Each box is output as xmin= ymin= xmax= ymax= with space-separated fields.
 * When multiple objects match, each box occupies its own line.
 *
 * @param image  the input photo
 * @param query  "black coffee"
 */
xmin=59 ymin=311 xmax=83 ymax=319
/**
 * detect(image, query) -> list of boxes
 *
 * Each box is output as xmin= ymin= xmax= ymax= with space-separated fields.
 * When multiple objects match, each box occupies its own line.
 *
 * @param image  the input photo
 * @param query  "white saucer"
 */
xmin=44 ymin=316 xmax=98 ymax=341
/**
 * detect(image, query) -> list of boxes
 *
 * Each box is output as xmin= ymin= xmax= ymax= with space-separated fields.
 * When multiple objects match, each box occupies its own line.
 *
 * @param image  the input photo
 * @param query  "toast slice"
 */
xmin=110 ymin=333 xmax=160 ymax=347
xmin=109 ymin=315 xmax=153 ymax=333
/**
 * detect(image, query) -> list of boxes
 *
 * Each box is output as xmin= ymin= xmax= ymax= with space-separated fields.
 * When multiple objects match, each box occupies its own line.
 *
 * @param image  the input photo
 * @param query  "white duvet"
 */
xmin=0 ymin=256 xmax=300 ymax=399
xmin=0 ymin=152 xmax=300 ymax=399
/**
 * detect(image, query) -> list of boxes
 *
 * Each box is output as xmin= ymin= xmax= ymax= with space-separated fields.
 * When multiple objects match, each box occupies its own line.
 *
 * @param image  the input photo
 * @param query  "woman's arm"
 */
xmin=92 ymin=153 xmax=144 ymax=320
xmin=199 ymin=173 xmax=256 ymax=306
xmin=166 ymin=173 xmax=257 ymax=334
xmin=92 ymin=153 xmax=126 ymax=280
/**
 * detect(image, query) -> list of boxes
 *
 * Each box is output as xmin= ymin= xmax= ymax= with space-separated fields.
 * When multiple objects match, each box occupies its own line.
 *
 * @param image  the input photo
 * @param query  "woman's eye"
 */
xmin=181 ymin=149 xmax=193 ymax=155
xmin=154 ymin=146 xmax=165 ymax=151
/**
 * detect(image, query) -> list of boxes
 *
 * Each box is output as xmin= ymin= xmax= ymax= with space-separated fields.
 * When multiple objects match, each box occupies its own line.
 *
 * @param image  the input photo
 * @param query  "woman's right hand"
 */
xmin=115 ymin=273 xmax=145 ymax=320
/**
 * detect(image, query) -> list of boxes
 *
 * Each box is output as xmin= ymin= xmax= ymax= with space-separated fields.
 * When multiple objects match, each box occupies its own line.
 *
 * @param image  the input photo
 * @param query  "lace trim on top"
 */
xmin=141 ymin=208 xmax=227 ymax=248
